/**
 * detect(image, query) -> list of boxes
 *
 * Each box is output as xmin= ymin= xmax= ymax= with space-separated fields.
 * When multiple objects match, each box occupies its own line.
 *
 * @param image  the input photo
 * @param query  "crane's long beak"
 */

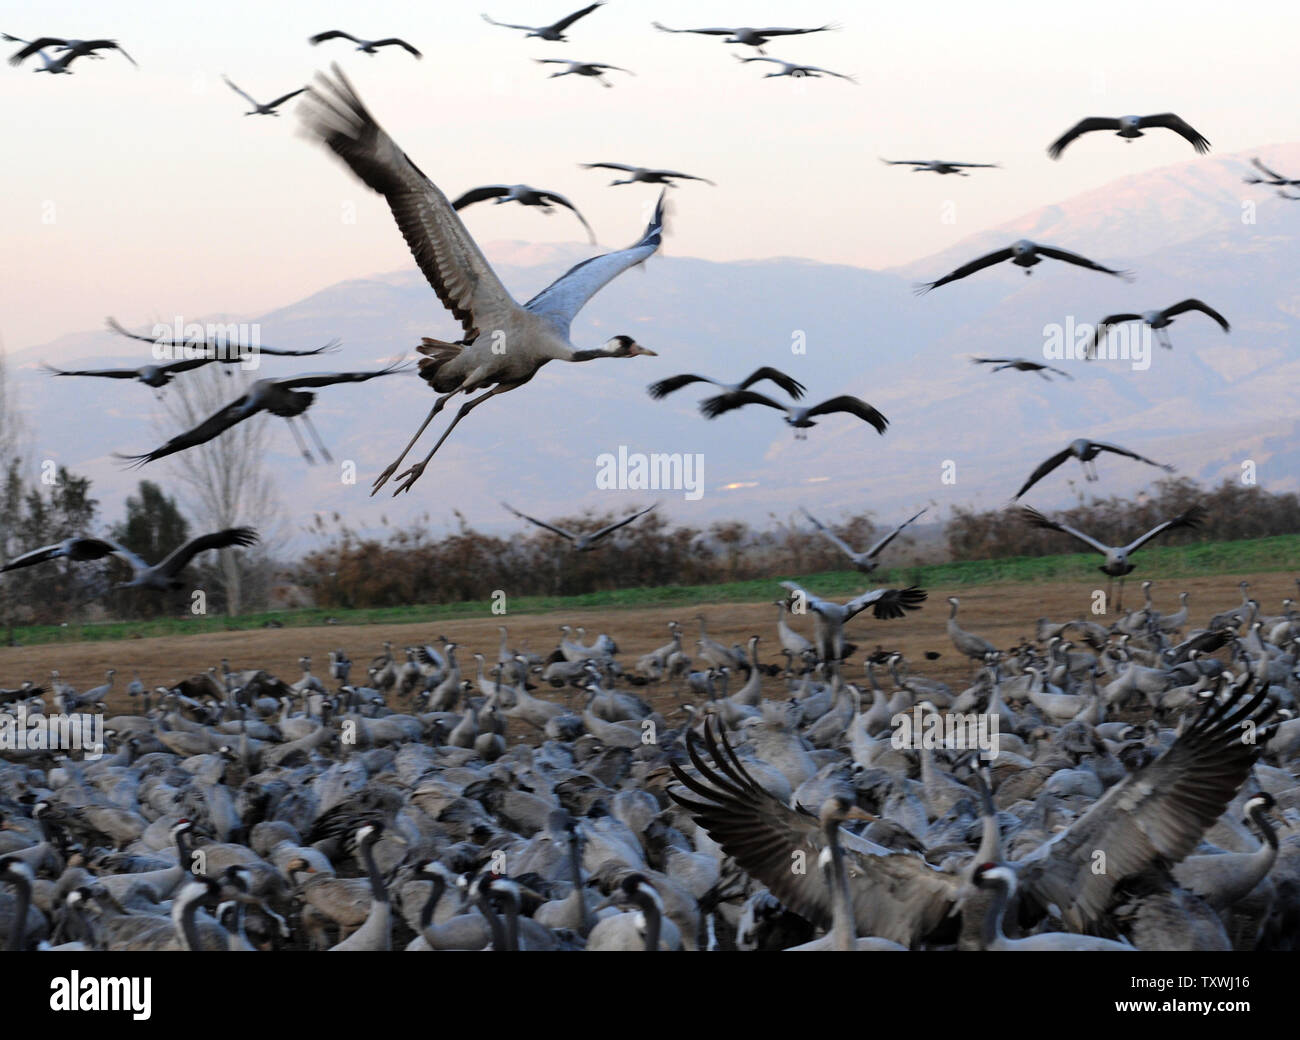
xmin=843 ymin=807 xmax=878 ymax=823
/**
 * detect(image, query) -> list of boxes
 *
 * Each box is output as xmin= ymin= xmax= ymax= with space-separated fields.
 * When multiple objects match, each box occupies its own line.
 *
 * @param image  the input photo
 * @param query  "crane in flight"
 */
xmin=480 ymin=4 xmax=605 ymax=41
xmin=502 ymin=502 xmax=657 ymax=551
xmin=300 ymin=68 xmax=663 ymax=495
xmin=116 ymin=363 xmax=408 ymax=466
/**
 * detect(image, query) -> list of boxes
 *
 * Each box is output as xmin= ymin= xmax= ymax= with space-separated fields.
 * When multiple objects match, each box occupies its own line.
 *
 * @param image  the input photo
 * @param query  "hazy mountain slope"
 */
xmin=10 ymin=145 xmax=1299 ymax=546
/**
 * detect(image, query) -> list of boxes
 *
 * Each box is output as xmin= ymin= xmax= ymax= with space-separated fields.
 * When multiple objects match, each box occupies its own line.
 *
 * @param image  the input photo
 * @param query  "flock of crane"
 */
xmin=5 ymin=6 xmax=1300 ymax=954
xmin=3 ymin=577 xmax=1299 ymax=951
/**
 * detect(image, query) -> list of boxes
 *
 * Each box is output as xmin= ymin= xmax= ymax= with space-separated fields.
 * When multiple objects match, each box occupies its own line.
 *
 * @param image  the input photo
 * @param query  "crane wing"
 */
xmin=914 ymin=247 xmax=1014 ymax=293
xmin=278 ymin=362 xmax=408 ymax=389
xmin=1035 ymin=246 xmax=1132 ymax=280
xmin=588 ymin=503 xmax=657 ymax=541
xmin=535 ymin=190 xmax=597 ymax=243
xmin=741 ymin=367 xmax=805 ymax=398
xmin=842 ymin=586 xmax=927 ymax=622
xmin=1160 ymin=298 xmax=1229 ymax=332
xmin=43 ymin=364 xmax=140 ymax=380
xmin=779 ymin=580 xmax=832 ymax=618
xmin=1092 ymin=441 xmax=1173 ymax=471
xmin=805 ymin=395 xmax=888 ymax=434
xmin=669 ymin=719 xmax=958 ymax=946
xmin=1123 ymin=505 xmax=1206 ymax=554
xmin=1136 ymin=113 xmax=1210 ymax=153
xmin=481 ymin=15 xmax=536 ymax=32
xmin=1016 ymin=678 xmax=1270 ymax=931
xmin=221 ymin=76 xmax=259 ymax=107
xmin=450 ymin=186 xmax=511 ymax=210
xmin=1 ymin=538 xmax=117 ymax=572
xmin=864 ymin=508 xmax=927 ymax=559
xmin=1020 ymin=506 xmax=1112 ymax=556
xmin=522 ymin=191 xmax=665 ymax=334
xmin=799 ymin=508 xmax=859 ymax=559
xmin=105 ymin=316 xmax=162 ymax=345
xmin=654 ymin=169 xmax=713 ymax=183
xmin=158 ymin=528 xmax=259 ymax=579
xmin=116 ymin=394 xmax=255 ymax=466
xmin=7 ymin=36 xmax=65 ymax=64
xmin=502 ymin=502 xmax=574 ymax=541
xmin=1250 ymin=156 xmax=1287 ymax=180
xmin=265 ymin=87 xmax=308 ymax=110
xmin=551 ymin=3 xmax=604 ymax=32
xmin=372 ymin=39 xmax=421 ymax=57
xmin=699 ymin=389 xmax=785 ymax=419
xmin=651 ymin=23 xmax=734 ymax=36
xmin=1013 ymin=447 xmax=1074 ymax=499
xmin=647 ymin=373 xmax=712 ymax=399
xmin=754 ymin=25 xmax=836 ymax=36
xmin=1047 ymin=116 xmax=1122 ymax=159
xmin=308 ymin=31 xmax=360 ymax=45
xmin=254 ymin=339 xmax=342 ymax=358
xmin=301 ymin=67 xmax=519 ymax=341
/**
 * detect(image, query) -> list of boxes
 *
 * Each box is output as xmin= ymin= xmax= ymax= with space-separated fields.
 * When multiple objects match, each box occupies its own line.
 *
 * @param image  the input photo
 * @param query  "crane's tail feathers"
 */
xmin=416 ymin=338 xmax=464 ymax=387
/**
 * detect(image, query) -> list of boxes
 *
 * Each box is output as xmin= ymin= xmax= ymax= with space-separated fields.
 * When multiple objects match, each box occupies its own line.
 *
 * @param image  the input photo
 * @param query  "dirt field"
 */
xmin=2 ymin=570 xmax=1291 ymax=721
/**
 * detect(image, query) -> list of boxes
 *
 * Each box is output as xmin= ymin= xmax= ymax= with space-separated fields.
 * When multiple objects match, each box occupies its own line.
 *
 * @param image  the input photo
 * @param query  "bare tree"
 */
xmin=0 ymin=345 xmax=21 ymax=462
xmin=152 ymin=365 xmax=281 ymax=615
xmin=0 ymin=346 xmax=24 ymax=640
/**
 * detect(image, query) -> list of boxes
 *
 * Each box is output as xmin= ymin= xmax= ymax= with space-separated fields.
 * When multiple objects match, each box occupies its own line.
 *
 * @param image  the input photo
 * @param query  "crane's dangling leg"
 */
xmin=285 ymin=418 xmax=315 ymax=464
xmin=300 ymin=413 xmax=333 ymax=464
xmin=391 ymin=384 xmax=516 ymax=495
xmin=371 ymin=390 xmax=458 ymax=495
xmin=1116 ymin=576 xmax=1126 ymax=613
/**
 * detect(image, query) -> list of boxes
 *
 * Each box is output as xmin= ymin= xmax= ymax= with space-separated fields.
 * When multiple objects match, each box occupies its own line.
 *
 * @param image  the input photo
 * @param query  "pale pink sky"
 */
xmin=3 ymin=0 xmax=1298 ymax=350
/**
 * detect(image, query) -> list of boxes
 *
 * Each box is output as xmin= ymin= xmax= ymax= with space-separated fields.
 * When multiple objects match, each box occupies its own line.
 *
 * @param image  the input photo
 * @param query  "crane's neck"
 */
xmin=632 ymin=889 xmax=663 ymax=952
xmin=474 ymin=887 xmax=509 ymax=951
xmin=973 ymin=777 xmax=1003 ymax=865
xmin=566 ymin=837 xmax=592 ymax=935
xmin=498 ymin=888 xmax=521 ymax=951
xmin=361 ymin=837 xmax=388 ymax=906
xmin=420 ymin=875 xmax=445 ymax=932
xmin=980 ymin=877 xmax=1011 ymax=951
xmin=173 ymin=888 xmax=206 ymax=951
xmin=826 ymin=840 xmax=857 ymax=952
xmin=4 ymin=872 xmax=30 ymax=952
xmin=1249 ymin=807 xmax=1280 ymax=867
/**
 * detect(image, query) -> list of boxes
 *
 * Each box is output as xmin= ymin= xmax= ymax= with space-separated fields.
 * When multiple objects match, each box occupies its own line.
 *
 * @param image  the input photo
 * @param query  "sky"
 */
xmin=3 ymin=0 xmax=1300 ymax=352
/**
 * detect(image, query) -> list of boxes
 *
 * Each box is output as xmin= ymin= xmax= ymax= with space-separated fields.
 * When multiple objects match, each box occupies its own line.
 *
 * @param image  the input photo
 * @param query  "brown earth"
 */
xmin=1 ymin=570 xmax=1290 ymax=722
